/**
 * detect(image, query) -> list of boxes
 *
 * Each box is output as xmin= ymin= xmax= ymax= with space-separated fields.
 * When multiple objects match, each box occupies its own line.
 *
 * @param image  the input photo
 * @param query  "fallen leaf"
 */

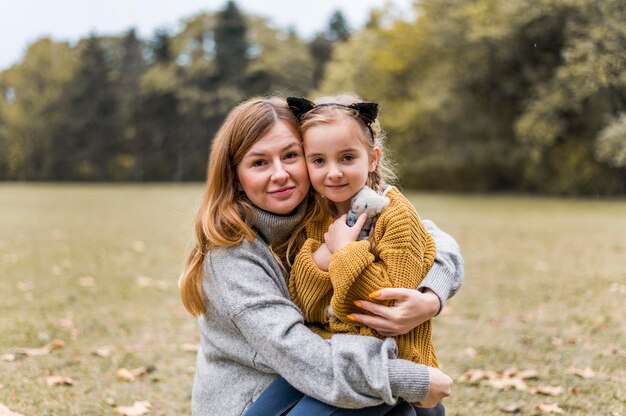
xmin=78 ymin=276 xmax=96 ymax=287
xmin=45 ymin=375 xmax=75 ymax=386
xmin=0 ymin=403 xmax=26 ymax=416
xmin=16 ymin=339 xmax=65 ymax=356
xmin=571 ymin=387 xmax=581 ymax=395
xmin=58 ymin=318 xmax=80 ymax=340
xmin=136 ymin=276 xmax=168 ymax=290
xmin=566 ymin=367 xmax=595 ymax=379
xmin=181 ymin=343 xmax=199 ymax=353
xmin=530 ymin=386 xmax=564 ymax=396
xmin=485 ymin=377 xmax=528 ymax=391
xmin=115 ymin=401 xmax=152 ymax=416
xmin=463 ymin=347 xmax=477 ymax=357
xmin=535 ymin=402 xmax=564 ymax=414
xmin=0 ymin=354 xmax=15 ymax=362
xmin=499 ymin=402 xmax=524 ymax=413
xmin=516 ymin=369 xmax=539 ymax=380
xmin=116 ymin=367 xmax=152 ymax=382
xmin=16 ymin=281 xmax=33 ymax=292
xmin=132 ymin=241 xmax=146 ymax=253
xmin=92 ymin=346 xmax=113 ymax=358
xmin=550 ymin=337 xmax=563 ymax=347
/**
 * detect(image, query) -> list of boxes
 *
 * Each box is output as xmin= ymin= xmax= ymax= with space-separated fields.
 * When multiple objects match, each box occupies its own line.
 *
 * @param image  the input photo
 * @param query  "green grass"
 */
xmin=1 ymin=184 xmax=624 ymax=415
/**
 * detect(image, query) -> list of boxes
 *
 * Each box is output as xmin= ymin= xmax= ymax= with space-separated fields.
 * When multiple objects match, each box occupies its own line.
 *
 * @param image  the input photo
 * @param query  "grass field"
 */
xmin=0 ymin=184 xmax=624 ymax=415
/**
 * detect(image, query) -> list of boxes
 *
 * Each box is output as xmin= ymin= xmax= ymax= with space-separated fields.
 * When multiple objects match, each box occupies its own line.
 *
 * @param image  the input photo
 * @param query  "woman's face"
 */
xmin=236 ymin=120 xmax=310 ymax=215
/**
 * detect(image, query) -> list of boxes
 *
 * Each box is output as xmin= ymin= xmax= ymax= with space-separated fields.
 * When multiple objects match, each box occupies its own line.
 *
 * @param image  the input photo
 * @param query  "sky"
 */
xmin=0 ymin=0 xmax=413 ymax=71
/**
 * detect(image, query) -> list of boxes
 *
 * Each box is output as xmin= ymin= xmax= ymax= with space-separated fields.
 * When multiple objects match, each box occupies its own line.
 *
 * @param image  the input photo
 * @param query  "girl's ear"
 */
xmin=369 ymin=146 xmax=381 ymax=172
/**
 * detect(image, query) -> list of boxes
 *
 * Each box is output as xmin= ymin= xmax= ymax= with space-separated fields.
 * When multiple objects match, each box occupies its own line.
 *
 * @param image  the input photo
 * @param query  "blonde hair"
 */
xmin=299 ymin=94 xmax=397 ymax=192
xmin=179 ymin=97 xmax=323 ymax=317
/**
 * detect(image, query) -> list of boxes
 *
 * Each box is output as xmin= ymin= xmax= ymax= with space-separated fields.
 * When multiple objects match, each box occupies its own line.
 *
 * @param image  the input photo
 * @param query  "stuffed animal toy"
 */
xmin=346 ymin=186 xmax=390 ymax=240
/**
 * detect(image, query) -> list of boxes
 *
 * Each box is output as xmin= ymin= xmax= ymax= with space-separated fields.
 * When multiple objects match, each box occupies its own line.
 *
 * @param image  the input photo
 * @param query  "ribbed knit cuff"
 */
xmin=388 ymin=360 xmax=430 ymax=403
xmin=418 ymin=262 xmax=453 ymax=316
xmin=329 ymin=240 xmax=372 ymax=278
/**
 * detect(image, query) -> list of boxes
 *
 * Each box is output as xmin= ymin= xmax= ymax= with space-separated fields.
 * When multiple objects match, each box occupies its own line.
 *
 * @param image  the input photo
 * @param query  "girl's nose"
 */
xmin=328 ymin=165 xmax=343 ymax=180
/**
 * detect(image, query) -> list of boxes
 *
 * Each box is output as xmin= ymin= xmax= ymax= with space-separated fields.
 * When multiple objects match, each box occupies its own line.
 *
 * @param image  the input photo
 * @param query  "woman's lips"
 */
xmin=269 ymin=187 xmax=295 ymax=196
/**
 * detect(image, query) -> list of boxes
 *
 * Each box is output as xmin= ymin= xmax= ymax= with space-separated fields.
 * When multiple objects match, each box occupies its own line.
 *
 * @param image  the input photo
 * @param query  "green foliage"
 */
xmin=1 ymin=0 xmax=623 ymax=194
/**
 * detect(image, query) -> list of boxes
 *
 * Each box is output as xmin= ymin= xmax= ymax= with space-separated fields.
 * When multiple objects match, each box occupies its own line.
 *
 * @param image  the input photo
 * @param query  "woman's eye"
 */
xmin=252 ymin=160 xmax=266 ymax=167
xmin=284 ymin=152 xmax=298 ymax=160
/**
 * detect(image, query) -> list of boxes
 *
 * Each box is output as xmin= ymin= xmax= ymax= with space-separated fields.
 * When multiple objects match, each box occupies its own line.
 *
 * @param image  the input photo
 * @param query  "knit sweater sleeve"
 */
xmin=289 ymin=238 xmax=333 ymax=323
xmin=418 ymin=219 xmax=465 ymax=315
xmin=207 ymin=243 xmax=431 ymax=407
xmin=328 ymin=189 xmax=436 ymax=322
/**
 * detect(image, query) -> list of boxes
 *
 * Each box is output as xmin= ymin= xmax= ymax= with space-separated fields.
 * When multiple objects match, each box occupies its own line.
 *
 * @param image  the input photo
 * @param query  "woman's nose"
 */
xmin=271 ymin=163 xmax=289 ymax=181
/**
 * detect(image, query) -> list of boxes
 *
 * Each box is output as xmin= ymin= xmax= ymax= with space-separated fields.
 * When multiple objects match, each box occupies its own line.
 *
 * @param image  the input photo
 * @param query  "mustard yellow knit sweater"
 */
xmin=289 ymin=187 xmax=438 ymax=367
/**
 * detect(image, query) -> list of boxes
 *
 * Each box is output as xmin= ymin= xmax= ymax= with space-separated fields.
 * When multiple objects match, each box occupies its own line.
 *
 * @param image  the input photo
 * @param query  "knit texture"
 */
xmin=192 ymin=201 xmax=434 ymax=415
xmin=290 ymin=187 xmax=438 ymax=367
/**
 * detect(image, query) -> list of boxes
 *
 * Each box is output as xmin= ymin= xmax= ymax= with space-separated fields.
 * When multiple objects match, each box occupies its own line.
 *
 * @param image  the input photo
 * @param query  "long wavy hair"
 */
xmin=299 ymin=94 xmax=397 ymax=192
xmin=179 ymin=97 xmax=323 ymax=317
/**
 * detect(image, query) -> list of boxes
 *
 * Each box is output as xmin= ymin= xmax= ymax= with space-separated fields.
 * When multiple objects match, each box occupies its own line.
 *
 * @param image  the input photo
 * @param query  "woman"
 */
xmin=179 ymin=97 xmax=463 ymax=416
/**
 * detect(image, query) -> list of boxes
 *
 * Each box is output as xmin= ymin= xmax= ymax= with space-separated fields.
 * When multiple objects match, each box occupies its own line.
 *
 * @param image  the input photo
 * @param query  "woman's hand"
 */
xmin=414 ymin=367 xmax=452 ymax=408
xmin=350 ymin=288 xmax=441 ymax=337
xmin=324 ymin=214 xmax=367 ymax=253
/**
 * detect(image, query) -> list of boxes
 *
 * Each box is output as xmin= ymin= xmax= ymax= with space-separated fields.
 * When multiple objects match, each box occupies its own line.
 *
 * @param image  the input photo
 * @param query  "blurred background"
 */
xmin=1 ymin=0 xmax=625 ymax=195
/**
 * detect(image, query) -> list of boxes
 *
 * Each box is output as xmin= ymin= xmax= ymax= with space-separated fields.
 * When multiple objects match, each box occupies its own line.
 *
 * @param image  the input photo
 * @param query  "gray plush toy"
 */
xmin=346 ymin=186 xmax=390 ymax=240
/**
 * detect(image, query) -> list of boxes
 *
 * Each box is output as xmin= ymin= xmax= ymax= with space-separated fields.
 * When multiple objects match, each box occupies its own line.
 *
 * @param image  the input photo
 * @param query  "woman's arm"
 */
xmin=350 ymin=219 xmax=464 ymax=336
xmin=207 ymin=245 xmax=437 ymax=408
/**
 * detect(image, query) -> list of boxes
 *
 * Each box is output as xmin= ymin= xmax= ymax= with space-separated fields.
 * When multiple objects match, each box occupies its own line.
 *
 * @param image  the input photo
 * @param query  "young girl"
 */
xmin=287 ymin=94 xmax=439 ymax=368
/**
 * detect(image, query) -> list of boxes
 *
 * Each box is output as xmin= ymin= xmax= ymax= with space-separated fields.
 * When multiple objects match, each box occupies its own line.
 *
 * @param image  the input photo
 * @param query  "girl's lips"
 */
xmin=326 ymin=184 xmax=348 ymax=190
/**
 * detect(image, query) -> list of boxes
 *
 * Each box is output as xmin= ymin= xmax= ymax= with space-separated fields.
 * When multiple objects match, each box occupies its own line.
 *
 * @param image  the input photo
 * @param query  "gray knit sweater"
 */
xmin=191 ymin=202 xmax=463 ymax=416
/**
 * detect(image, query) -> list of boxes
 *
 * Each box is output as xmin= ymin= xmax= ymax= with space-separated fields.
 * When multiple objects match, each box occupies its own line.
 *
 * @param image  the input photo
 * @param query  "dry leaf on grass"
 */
xmin=0 ymin=354 xmax=16 ymax=362
xmin=530 ymin=386 xmax=564 ymax=396
xmin=116 ymin=367 xmax=153 ymax=382
xmin=136 ymin=276 xmax=169 ymax=290
xmin=78 ymin=276 xmax=96 ymax=287
xmin=0 ymin=403 xmax=26 ymax=416
xmin=499 ymin=402 xmax=525 ymax=413
xmin=16 ymin=281 xmax=33 ymax=292
xmin=458 ymin=368 xmax=537 ymax=391
xmin=45 ymin=375 xmax=75 ymax=387
xmin=566 ymin=367 xmax=595 ymax=378
xmin=463 ymin=347 xmax=477 ymax=357
xmin=16 ymin=339 xmax=65 ymax=356
xmin=92 ymin=346 xmax=113 ymax=358
xmin=58 ymin=318 xmax=80 ymax=340
xmin=181 ymin=343 xmax=199 ymax=353
xmin=115 ymin=401 xmax=152 ymax=416
xmin=535 ymin=402 xmax=564 ymax=414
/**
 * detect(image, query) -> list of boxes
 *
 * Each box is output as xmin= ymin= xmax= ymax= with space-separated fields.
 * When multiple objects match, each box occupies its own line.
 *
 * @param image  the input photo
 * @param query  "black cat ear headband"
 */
xmin=286 ymin=96 xmax=379 ymax=140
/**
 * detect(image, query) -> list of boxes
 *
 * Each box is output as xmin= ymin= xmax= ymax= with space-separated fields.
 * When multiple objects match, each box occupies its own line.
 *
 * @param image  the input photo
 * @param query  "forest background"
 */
xmin=1 ymin=0 xmax=625 ymax=195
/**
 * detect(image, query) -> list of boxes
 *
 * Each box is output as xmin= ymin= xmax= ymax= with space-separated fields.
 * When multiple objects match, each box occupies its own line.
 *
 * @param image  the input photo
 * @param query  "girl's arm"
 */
xmin=288 ymin=238 xmax=333 ymax=323
xmin=207 ymin=245 xmax=439 ymax=407
xmin=324 ymin=194 xmax=434 ymax=324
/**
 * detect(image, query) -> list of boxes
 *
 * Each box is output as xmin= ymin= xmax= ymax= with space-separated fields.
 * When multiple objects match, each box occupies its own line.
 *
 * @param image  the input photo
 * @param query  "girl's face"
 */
xmin=303 ymin=119 xmax=380 ymax=214
xmin=236 ymin=120 xmax=310 ymax=215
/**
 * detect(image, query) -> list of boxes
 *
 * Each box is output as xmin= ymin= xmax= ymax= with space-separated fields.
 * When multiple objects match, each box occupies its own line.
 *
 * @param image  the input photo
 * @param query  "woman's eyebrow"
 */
xmin=246 ymin=143 xmax=301 ymax=157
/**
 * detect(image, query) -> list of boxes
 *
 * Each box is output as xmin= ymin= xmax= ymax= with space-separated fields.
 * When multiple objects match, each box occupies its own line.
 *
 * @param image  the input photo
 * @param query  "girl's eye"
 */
xmin=342 ymin=154 xmax=355 ymax=162
xmin=311 ymin=158 xmax=325 ymax=165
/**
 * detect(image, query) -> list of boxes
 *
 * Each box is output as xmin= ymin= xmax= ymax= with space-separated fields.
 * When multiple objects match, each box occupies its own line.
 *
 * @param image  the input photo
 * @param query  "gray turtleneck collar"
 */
xmin=249 ymin=199 xmax=308 ymax=245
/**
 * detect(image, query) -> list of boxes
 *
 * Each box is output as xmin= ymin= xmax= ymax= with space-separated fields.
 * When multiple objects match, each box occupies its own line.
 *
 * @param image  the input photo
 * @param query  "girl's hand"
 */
xmin=349 ymin=288 xmax=440 ymax=337
xmin=311 ymin=243 xmax=332 ymax=271
xmin=324 ymin=213 xmax=367 ymax=253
